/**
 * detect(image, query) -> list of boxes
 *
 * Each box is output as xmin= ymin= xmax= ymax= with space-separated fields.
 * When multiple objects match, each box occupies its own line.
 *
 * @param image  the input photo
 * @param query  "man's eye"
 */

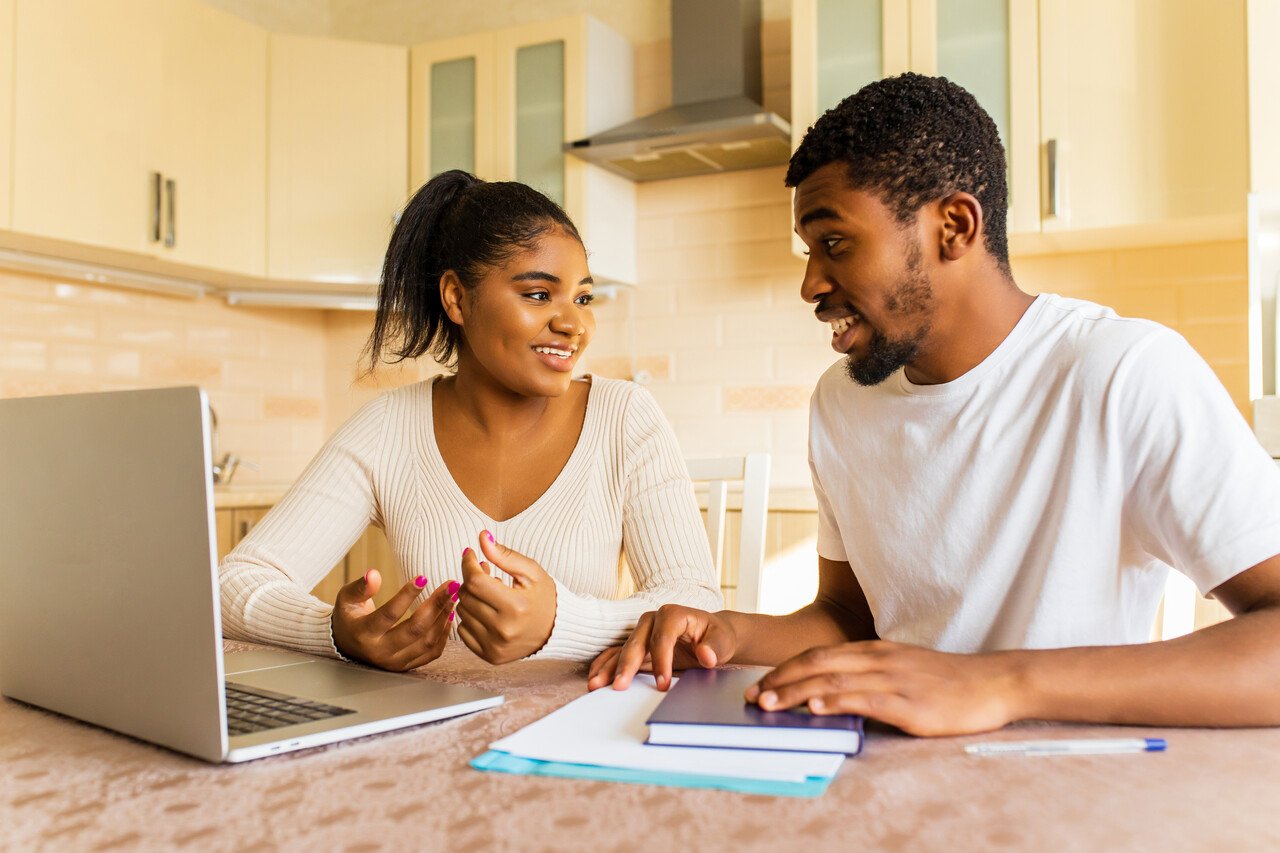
xmin=822 ymin=238 xmax=842 ymax=252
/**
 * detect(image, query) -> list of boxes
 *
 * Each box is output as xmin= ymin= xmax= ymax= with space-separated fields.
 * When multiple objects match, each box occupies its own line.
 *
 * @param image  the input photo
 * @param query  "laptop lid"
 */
xmin=0 ymin=386 xmax=228 ymax=762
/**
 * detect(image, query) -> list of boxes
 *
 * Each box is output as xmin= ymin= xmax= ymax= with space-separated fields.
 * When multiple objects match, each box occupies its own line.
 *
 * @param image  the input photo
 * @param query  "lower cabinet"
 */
xmin=214 ymin=506 xmax=403 ymax=608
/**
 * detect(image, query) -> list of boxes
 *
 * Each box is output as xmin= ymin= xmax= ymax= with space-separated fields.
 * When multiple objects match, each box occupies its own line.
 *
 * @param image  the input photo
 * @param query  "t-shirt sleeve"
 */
xmin=532 ymin=384 xmax=723 ymax=661
xmin=217 ymin=395 xmax=388 ymax=658
xmin=1119 ymin=329 xmax=1280 ymax=594
xmin=810 ymin=385 xmax=849 ymax=562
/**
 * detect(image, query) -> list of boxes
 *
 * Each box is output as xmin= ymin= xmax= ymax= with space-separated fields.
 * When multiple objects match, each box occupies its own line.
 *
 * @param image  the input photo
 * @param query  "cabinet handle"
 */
xmin=1045 ymin=138 xmax=1060 ymax=219
xmin=163 ymin=178 xmax=176 ymax=248
xmin=150 ymin=172 xmax=163 ymax=243
xmin=238 ymin=520 xmax=250 ymax=538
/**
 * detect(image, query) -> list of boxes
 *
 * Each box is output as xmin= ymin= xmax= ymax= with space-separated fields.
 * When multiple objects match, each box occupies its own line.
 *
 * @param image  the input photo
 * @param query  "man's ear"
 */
xmin=937 ymin=192 xmax=983 ymax=261
xmin=440 ymin=270 xmax=466 ymax=325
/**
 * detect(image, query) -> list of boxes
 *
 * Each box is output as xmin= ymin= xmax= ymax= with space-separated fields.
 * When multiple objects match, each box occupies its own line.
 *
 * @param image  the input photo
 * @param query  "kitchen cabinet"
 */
xmin=791 ymin=0 xmax=1246 ymax=253
xmin=1037 ymin=0 xmax=1247 ymax=234
xmin=0 ymin=0 xmax=13 ymax=232
xmin=267 ymin=34 xmax=408 ymax=285
xmin=10 ymin=0 xmax=267 ymax=276
xmin=410 ymin=16 xmax=637 ymax=284
xmin=215 ymin=506 xmax=401 ymax=609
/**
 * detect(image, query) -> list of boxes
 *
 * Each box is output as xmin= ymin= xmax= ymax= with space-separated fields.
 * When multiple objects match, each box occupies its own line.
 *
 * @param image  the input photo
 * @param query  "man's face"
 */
xmin=794 ymin=162 xmax=935 ymax=386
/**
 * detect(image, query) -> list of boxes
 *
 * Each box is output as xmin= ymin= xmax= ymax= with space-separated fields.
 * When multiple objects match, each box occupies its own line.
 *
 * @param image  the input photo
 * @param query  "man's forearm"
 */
xmin=1009 ymin=606 xmax=1280 ymax=727
xmin=722 ymin=599 xmax=875 ymax=667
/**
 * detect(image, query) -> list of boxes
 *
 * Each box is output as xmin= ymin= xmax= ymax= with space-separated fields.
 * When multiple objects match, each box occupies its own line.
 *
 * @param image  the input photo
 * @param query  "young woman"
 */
xmin=218 ymin=171 xmax=720 ymax=671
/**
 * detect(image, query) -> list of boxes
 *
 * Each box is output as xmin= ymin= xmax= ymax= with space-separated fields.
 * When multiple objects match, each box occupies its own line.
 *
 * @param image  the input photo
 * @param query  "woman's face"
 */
xmin=451 ymin=228 xmax=595 ymax=398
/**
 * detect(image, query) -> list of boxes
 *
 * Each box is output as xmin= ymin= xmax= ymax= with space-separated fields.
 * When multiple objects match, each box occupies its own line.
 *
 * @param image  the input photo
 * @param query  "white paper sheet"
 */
xmin=488 ymin=676 xmax=844 ymax=783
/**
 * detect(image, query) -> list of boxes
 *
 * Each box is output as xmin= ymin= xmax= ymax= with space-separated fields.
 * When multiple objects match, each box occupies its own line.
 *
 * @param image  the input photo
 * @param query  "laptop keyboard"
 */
xmin=225 ymin=683 xmax=356 ymax=737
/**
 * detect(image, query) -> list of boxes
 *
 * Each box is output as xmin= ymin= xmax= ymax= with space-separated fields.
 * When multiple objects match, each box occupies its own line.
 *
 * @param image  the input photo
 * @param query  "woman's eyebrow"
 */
xmin=512 ymin=270 xmax=559 ymax=283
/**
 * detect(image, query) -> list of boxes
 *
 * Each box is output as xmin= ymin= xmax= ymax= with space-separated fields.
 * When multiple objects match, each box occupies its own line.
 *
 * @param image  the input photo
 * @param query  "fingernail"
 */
xmin=362 ymin=570 xmax=371 ymax=585
xmin=759 ymin=690 xmax=776 ymax=708
xmin=448 ymin=581 xmax=461 ymax=595
xmin=414 ymin=575 xmax=427 ymax=589
xmin=451 ymin=594 xmax=459 ymax=603
xmin=485 ymin=530 xmax=495 ymax=544
xmin=810 ymin=698 xmax=826 ymax=711
xmin=744 ymin=684 xmax=759 ymax=701
xmin=462 ymin=547 xmax=472 ymax=559
xmin=447 ymin=611 xmax=455 ymax=622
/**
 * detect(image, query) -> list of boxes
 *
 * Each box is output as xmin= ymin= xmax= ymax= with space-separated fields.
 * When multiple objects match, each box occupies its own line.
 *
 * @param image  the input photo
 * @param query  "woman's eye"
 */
xmin=575 ymin=293 xmax=595 ymax=306
xmin=525 ymin=291 xmax=551 ymax=301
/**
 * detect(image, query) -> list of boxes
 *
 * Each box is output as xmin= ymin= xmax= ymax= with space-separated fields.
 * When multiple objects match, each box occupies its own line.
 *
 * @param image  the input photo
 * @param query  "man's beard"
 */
xmin=844 ymin=242 xmax=933 ymax=387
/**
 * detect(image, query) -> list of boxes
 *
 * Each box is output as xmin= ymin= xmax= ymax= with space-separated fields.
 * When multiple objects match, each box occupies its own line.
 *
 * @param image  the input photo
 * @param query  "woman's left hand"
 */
xmin=455 ymin=531 xmax=557 ymax=664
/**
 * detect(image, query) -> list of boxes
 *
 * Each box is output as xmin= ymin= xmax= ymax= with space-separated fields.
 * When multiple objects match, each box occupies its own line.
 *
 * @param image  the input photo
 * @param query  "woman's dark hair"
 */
xmin=365 ymin=170 xmax=582 ymax=371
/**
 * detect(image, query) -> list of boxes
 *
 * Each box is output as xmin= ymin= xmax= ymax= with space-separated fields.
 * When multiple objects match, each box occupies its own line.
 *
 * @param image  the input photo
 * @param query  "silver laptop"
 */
xmin=0 ymin=386 xmax=502 ymax=763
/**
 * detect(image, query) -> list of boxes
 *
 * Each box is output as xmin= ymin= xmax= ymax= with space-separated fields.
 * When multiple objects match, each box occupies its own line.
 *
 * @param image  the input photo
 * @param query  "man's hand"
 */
xmin=331 ymin=569 xmax=455 ymax=672
xmin=588 ymin=605 xmax=740 ymax=692
xmin=745 ymin=640 xmax=1025 ymax=736
xmin=455 ymin=532 xmax=557 ymax=665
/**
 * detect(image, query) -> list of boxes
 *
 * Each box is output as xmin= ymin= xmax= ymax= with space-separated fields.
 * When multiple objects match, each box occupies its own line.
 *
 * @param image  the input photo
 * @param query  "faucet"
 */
xmin=209 ymin=406 xmax=256 ymax=486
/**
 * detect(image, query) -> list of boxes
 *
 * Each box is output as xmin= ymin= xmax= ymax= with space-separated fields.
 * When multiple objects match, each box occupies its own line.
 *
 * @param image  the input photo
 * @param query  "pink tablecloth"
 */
xmin=3 ymin=640 xmax=1278 ymax=851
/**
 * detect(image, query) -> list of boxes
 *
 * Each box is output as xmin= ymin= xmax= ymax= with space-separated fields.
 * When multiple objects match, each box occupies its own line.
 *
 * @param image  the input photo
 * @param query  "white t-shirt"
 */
xmin=809 ymin=294 xmax=1280 ymax=653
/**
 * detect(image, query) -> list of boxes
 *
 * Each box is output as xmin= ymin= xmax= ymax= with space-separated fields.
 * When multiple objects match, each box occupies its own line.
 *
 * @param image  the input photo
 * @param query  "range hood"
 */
xmin=566 ymin=0 xmax=791 ymax=182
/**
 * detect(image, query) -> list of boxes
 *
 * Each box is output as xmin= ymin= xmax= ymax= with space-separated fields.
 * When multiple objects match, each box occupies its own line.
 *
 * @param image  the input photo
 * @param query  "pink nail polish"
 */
xmin=447 ymin=611 xmax=455 ymax=622
xmin=448 ymin=581 xmax=461 ymax=596
xmin=462 ymin=547 xmax=472 ymax=559
xmin=451 ymin=594 xmax=459 ymax=603
xmin=414 ymin=575 xmax=427 ymax=589
xmin=485 ymin=531 xmax=495 ymax=544
xmin=362 ymin=570 xmax=371 ymax=584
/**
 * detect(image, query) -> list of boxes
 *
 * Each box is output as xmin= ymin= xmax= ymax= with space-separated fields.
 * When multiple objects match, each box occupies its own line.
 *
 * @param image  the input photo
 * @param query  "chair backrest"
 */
xmin=684 ymin=453 xmax=771 ymax=613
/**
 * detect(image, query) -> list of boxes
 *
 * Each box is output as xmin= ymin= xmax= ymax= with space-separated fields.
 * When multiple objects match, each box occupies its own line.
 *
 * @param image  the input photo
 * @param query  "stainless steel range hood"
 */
xmin=566 ymin=0 xmax=791 ymax=182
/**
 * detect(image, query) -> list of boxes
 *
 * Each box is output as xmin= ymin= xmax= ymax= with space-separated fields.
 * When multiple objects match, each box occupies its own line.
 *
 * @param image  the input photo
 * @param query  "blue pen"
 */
xmin=965 ymin=738 xmax=1167 ymax=756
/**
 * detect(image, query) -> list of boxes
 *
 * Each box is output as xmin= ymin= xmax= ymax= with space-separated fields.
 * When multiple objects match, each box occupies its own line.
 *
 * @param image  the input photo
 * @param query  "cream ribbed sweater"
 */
xmin=218 ymin=376 xmax=721 ymax=662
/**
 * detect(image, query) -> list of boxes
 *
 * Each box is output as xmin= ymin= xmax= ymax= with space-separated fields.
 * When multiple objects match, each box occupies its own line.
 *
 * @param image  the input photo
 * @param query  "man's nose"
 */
xmin=799 ymin=255 xmax=832 ymax=305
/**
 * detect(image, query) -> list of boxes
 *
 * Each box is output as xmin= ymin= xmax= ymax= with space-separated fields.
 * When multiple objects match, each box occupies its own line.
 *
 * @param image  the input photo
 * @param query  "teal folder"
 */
xmin=471 ymin=749 xmax=835 ymax=798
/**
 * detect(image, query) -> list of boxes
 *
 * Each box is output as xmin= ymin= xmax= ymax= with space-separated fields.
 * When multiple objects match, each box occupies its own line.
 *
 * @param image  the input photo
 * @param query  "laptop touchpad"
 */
xmin=230 ymin=660 xmax=416 ymax=700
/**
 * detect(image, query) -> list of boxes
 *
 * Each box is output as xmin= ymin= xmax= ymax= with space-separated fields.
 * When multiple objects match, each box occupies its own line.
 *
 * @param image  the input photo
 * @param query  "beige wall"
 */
xmin=0 ymin=269 xmax=328 ymax=485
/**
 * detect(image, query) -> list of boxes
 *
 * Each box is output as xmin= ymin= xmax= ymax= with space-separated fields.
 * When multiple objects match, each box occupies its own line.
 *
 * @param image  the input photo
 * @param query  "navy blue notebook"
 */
xmin=645 ymin=668 xmax=864 ymax=755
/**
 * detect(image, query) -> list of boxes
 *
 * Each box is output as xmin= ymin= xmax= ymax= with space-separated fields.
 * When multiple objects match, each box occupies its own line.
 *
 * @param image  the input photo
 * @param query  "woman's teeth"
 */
xmin=534 ymin=346 xmax=573 ymax=359
xmin=830 ymin=314 xmax=860 ymax=334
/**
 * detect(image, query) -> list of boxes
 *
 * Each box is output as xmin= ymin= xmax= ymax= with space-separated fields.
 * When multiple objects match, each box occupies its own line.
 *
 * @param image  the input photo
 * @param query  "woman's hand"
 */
xmin=331 ymin=569 xmax=456 ymax=672
xmin=455 ymin=531 xmax=557 ymax=664
xmin=745 ymin=640 xmax=1024 ymax=737
xmin=587 ymin=605 xmax=740 ymax=691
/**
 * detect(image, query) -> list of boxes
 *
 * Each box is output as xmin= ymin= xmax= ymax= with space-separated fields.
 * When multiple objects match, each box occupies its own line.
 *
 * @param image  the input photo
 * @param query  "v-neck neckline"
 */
xmin=424 ymin=373 xmax=598 ymax=525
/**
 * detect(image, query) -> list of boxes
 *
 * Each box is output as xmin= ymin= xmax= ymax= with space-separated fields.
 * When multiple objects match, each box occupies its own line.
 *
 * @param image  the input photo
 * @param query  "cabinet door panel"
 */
xmin=12 ymin=0 xmax=162 ymax=253
xmin=1039 ymin=0 xmax=1247 ymax=231
xmin=410 ymin=33 xmax=497 ymax=191
xmin=158 ymin=0 xmax=266 ymax=276
xmin=268 ymin=35 xmax=408 ymax=284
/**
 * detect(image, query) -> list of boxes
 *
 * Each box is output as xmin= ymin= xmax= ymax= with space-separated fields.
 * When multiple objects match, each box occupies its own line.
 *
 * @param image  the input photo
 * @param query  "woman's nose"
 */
xmin=550 ymin=306 xmax=585 ymax=336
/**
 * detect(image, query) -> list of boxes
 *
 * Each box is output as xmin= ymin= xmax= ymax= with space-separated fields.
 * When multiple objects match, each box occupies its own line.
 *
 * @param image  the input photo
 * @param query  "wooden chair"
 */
xmin=685 ymin=453 xmax=771 ymax=613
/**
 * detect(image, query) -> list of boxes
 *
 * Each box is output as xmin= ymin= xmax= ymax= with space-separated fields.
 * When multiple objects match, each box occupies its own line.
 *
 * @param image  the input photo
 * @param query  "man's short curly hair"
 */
xmin=786 ymin=73 xmax=1010 ymax=276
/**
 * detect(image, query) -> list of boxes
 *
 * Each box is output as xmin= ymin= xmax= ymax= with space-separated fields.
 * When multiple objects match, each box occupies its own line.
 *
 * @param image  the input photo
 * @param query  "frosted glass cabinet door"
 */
xmin=514 ymin=40 xmax=566 ymax=207
xmin=935 ymin=0 xmax=1009 ymax=159
xmin=815 ymin=0 xmax=885 ymax=115
xmin=430 ymin=57 xmax=477 ymax=176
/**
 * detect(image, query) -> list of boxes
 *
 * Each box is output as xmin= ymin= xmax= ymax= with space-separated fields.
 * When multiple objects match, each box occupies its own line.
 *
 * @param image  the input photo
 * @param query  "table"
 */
xmin=3 ymin=641 xmax=1277 ymax=851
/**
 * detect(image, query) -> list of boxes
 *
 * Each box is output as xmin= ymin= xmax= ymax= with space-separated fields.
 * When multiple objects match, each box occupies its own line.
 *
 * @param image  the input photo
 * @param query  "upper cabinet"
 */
xmin=10 ymin=0 xmax=267 ymax=276
xmin=267 ymin=35 xmax=408 ymax=284
xmin=0 ymin=0 xmax=13 ymax=231
xmin=1037 ymin=0 xmax=1247 ymax=234
xmin=410 ymin=16 xmax=637 ymax=284
xmin=791 ymin=0 xmax=1247 ymax=250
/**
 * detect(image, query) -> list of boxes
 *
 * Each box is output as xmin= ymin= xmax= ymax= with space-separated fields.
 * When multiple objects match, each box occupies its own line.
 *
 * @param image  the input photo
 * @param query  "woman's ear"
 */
xmin=938 ymin=192 xmax=983 ymax=261
xmin=440 ymin=271 xmax=466 ymax=326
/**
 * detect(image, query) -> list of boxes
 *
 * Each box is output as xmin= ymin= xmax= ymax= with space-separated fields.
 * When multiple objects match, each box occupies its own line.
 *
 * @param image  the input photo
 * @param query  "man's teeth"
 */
xmin=830 ymin=315 xmax=859 ymax=334
xmin=534 ymin=346 xmax=573 ymax=359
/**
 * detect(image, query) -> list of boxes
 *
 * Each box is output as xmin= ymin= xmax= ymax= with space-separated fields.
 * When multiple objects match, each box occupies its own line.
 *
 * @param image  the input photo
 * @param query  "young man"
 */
xmin=588 ymin=73 xmax=1280 ymax=736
